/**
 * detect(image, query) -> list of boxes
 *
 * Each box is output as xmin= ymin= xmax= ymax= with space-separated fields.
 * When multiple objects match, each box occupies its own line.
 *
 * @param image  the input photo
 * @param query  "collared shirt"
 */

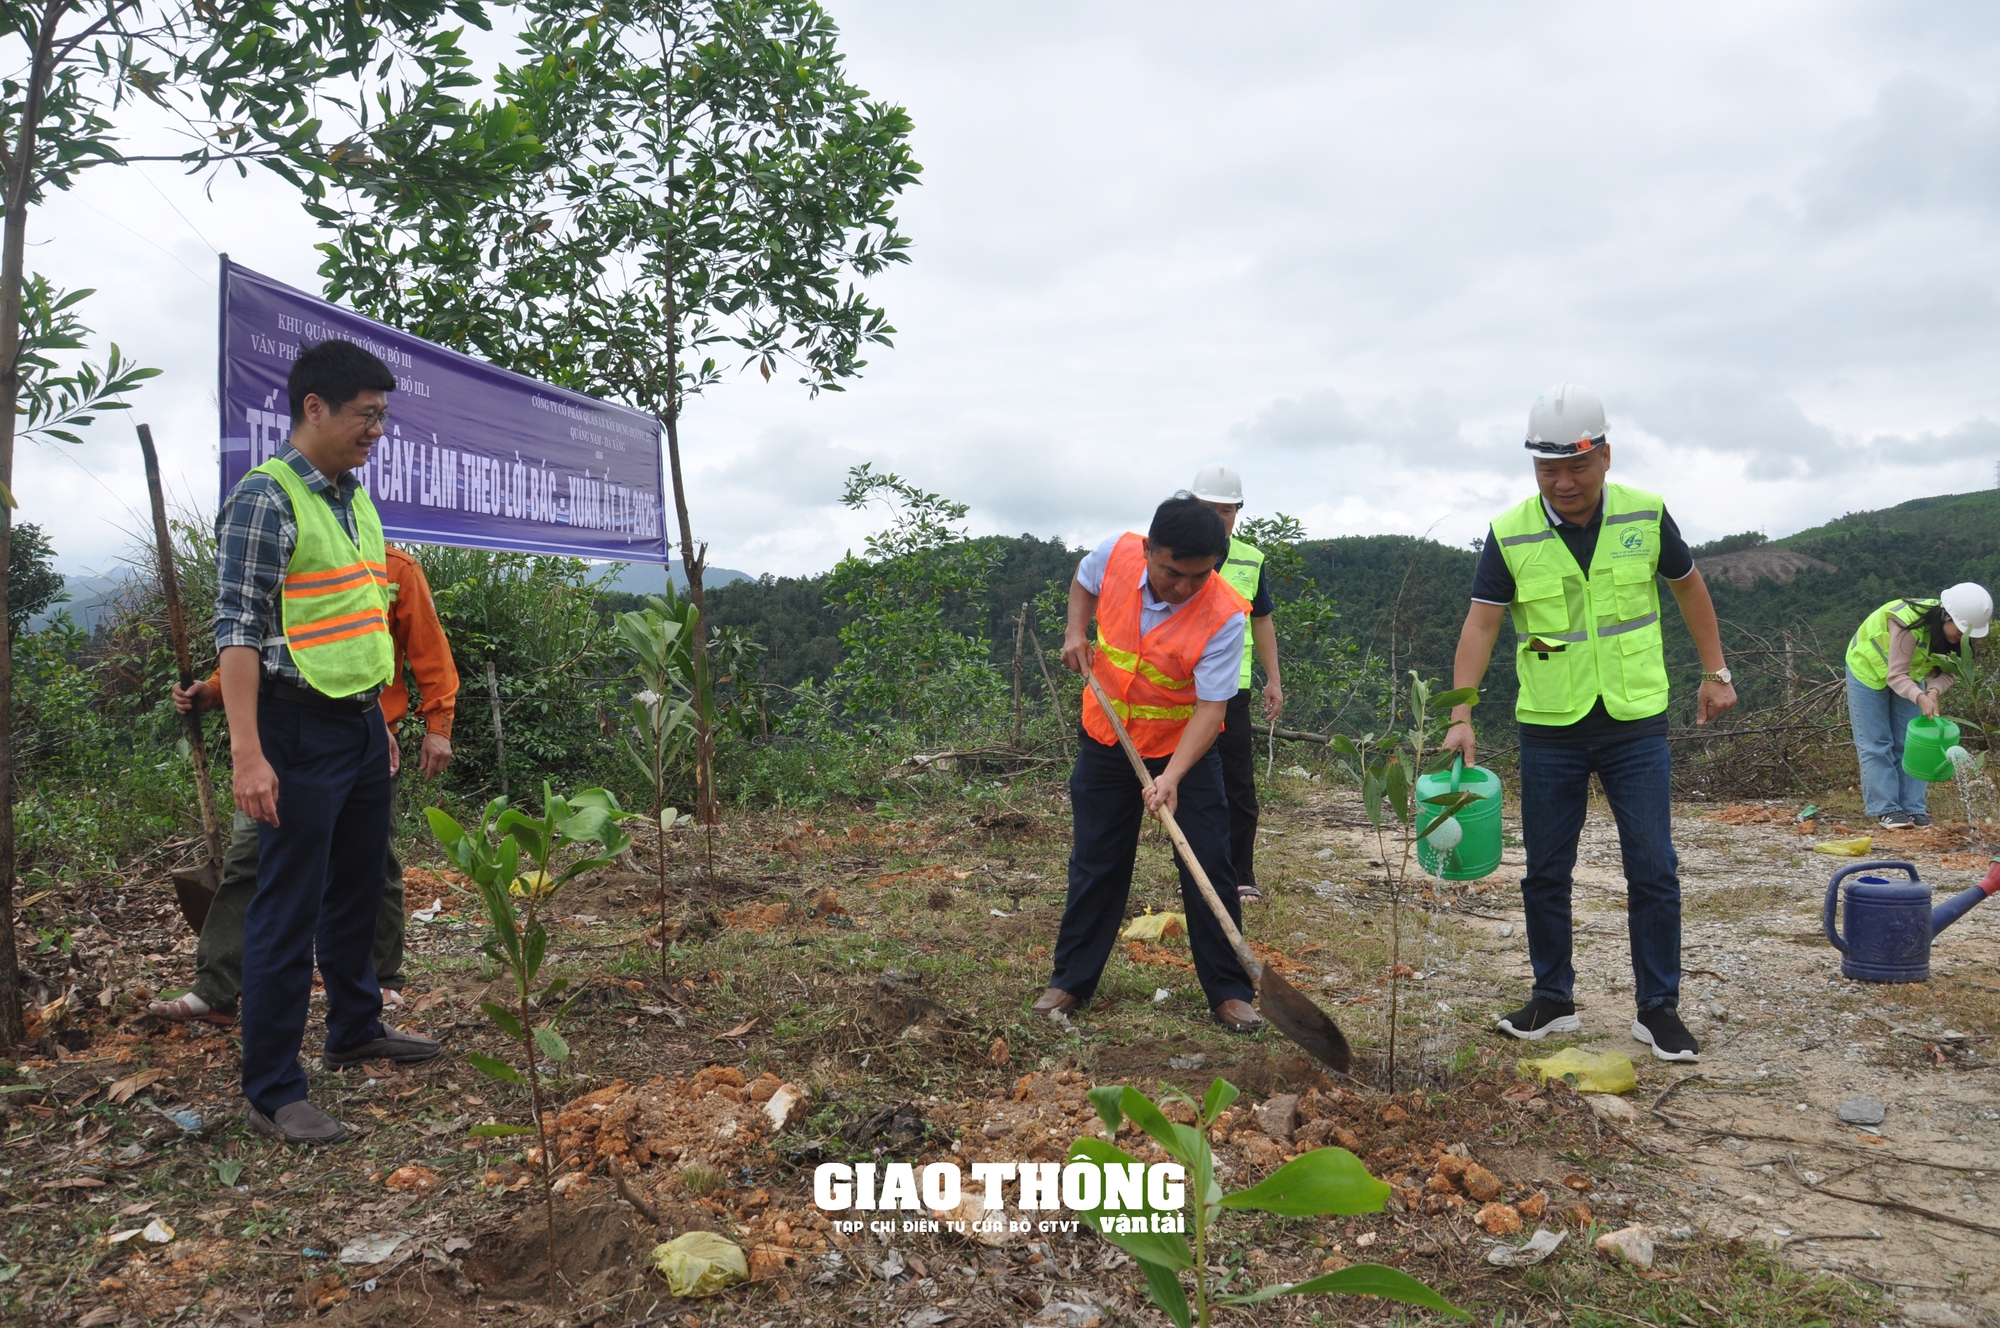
xmin=1074 ymin=535 xmax=1247 ymax=702
xmin=213 ymin=443 xmax=384 ymax=703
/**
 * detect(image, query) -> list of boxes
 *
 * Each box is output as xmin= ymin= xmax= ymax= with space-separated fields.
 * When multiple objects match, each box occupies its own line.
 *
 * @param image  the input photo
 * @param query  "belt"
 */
xmin=261 ymin=679 xmax=379 ymax=715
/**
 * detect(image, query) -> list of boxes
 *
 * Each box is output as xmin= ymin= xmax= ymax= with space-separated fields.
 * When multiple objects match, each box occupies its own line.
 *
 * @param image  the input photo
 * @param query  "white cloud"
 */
xmin=13 ymin=1 xmax=2000 ymax=587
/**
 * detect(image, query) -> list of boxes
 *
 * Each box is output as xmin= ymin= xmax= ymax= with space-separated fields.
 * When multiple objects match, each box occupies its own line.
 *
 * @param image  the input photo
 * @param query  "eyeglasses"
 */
xmin=344 ymin=404 xmax=391 ymax=428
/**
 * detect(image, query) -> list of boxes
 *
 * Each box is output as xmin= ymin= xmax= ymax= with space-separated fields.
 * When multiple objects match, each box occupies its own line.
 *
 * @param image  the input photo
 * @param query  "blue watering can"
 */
xmin=1823 ymin=860 xmax=2000 ymax=983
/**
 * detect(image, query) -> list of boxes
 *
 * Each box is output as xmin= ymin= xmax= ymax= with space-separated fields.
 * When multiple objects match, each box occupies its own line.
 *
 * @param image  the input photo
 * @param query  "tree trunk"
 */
xmin=661 ymin=406 xmax=715 ymax=825
xmin=0 ymin=2 xmax=70 ymax=1048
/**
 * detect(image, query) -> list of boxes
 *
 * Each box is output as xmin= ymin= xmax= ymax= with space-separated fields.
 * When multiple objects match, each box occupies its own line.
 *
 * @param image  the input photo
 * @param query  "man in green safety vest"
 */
xmin=213 ymin=339 xmax=442 ymax=1145
xmin=1191 ymin=465 xmax=1283 ymax=903
xmin=1442 ymin=384 xmax=1736 ymax=1063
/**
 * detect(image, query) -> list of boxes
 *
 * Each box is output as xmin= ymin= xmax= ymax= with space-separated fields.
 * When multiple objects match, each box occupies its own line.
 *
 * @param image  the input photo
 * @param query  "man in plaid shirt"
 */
xmin=214 ymin=339 xmax=441 ymax=1145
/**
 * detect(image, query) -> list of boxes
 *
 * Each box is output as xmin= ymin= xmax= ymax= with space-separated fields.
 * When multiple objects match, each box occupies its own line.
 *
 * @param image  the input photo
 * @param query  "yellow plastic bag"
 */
xmin=1812 ymin=837 xmax=1874 ymax=857
xmin=651 ymin=1232 xmax=748 ymax=1297
xmin=509 ymin=870 xmax=555 ymax=898
xmin=1518 ymin=1048 xmax=1637 ymax=1095
xmin=1120 ymin=909 xmax=1187 ymax=942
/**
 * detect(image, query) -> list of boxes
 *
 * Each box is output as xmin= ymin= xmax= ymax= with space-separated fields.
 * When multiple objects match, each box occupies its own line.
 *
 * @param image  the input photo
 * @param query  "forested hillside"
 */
xmin=679 ymin=488 xmax=1999 ymax=729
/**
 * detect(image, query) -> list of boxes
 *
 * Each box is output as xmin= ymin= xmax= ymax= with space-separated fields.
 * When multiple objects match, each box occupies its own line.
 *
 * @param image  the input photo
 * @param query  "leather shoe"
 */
xmin=324 ymin=1027 xmax=443 ymax=1067
xmin=1213 ymin=999 xmax=1263 ymax=1033
xmin=1031 ymin=987 xmax=1079 ymax=1016
xmin=246 ymin=1099 xmax=348 ymax=1144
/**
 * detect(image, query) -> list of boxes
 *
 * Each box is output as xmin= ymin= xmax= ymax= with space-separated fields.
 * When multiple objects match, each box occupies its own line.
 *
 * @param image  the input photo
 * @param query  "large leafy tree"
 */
xmin=318 ymin=0 xmax=921 ymax=824
xmin=0 ymin=1 xmax=537 ymax=1044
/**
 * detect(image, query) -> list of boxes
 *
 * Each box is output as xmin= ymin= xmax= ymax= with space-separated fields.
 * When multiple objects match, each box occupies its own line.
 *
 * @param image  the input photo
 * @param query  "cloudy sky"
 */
xmin=20 ymin=0 xmax=2000 ymax=582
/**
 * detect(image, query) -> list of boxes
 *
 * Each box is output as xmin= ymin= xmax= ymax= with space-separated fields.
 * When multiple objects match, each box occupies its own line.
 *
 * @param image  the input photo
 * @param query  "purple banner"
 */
xmin=218 ymin=257 xmax=669 ymax=562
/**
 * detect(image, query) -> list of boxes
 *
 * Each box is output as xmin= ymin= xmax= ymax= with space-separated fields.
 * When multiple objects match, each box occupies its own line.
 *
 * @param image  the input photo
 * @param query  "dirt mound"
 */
xmin=1695 ymin=547 xmax=1837 ymax=589
xmin=459 ymin=1196 xmax=657 ymax=1303
xmin=549 ymin=1065 xmax=797 ymax=1174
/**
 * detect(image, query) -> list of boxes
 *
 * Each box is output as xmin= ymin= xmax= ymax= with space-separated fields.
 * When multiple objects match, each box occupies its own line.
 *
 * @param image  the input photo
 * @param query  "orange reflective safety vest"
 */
xmin=1082 ymin=533 xmax=1251 ymax=758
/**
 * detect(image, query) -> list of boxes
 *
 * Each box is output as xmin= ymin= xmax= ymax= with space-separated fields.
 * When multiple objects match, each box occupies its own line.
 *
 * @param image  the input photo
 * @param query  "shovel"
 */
xmin=138 ymin=424 xmax=225 ymax=933
xmin=1084 ymin=670 xmax=1351 ymax=1073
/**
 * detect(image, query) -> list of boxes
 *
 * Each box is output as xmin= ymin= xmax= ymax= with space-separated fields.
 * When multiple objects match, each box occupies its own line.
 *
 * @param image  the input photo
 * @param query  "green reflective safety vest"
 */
xmin=1492 ymin=484 xmax=1670 ymax=726
xmin=1845 ymin=597 xmax=1942 ymax=691
xmin=254 ymin=459 xmax=395 ymax=699
xmin=1217 ymin=537 xmax=1265 ymax=688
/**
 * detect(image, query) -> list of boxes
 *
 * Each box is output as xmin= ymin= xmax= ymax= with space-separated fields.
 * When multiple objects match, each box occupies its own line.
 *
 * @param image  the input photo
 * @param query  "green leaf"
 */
xmin=1429 ymin=687 xmax=1480 ymax=712
xmin=533 ymin=1024 xmax=571 ymax=1062
xmin=1384 ymin=757 xmax=1410 ymax=826
xmin=1220 ymin=1147 xmax=1390 ymax=1217
xmin=1088 ymin=1085 xmax=1126 ymax=1137
xmin=1117 ymin=1086 xmax=1189 ymax=1164
xmin=523 ymin=922 xmax=548 ymax=984
xmin=425 ymin=807 xmax=468 ymax=850
xmin=214 ymin=1159 xmax=244 ymax=1187
xmin=468 ymin=1051 xmax=525 ymax=1084
xmin=1329 ymin=734 xmax=1358 ymax=758
xmin=1217 ymin=1262 xmax=1469 ymax=1317
xmin=479 ymin=1001 xmax=524 ymax=1039
xmin=1200 ymin=1078 xmax=1239 ymax=1125
xmin=1064 ymin=1138 xmax=1194 ymax=1270
xmin=1138 ymin=1258 xmax=1191 ymax=1328
xmin=468 ymin=1123 xmax=538 ymax=1138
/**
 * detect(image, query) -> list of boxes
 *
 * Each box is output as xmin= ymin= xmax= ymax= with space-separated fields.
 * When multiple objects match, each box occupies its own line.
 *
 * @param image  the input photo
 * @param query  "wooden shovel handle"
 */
xmin=1083 ymin=671 xmax=1261 ymax=982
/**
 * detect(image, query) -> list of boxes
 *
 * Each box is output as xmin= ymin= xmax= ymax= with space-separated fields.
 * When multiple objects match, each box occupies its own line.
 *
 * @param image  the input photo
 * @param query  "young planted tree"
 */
xmin=317 ymin=0 xmax=921 ymax=826
xmin=0 ymin=0 xmax=537 ymax=1044
xmin=614 ymin=598 xmax=696 ymax=971
xmin=1331 ymin=673 xmax=1480 ymax=1085
xmin=1070 ymin=1079 xmax=1465 ymax=1327
xmin=426 ymin=784 xmax=636 ymax=1292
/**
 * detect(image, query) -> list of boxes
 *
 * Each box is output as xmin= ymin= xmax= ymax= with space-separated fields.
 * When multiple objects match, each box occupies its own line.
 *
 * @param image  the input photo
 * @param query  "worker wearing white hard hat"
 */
xmin=1189 ymin=464 xmax=1284 ymax=903
xmin=1843 ymin=583 xmax=1991 ymax=830
xmin=1443 ymin=384 xmax=1736 ymax=1064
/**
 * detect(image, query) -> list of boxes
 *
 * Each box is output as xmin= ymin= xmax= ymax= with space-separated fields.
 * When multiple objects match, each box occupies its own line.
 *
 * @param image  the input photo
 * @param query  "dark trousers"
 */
xmin=1518 ymin=734 xmax=1681 ymax=1013
xmin=1214 ymin=689 xmax=1260 ymax=888
xmin=193 ymin=805 xmax=407 ymax=1012
xmin=1051 ymin=732 xmax=1255 ymax=1009
xmin=240 ymin=695 xmax=393 ymax=1114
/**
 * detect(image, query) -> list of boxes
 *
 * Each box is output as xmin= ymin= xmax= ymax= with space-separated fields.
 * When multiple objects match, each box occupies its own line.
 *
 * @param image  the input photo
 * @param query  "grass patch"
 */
xmin=1514 ymin=1232 xmax=1876 ymax=1327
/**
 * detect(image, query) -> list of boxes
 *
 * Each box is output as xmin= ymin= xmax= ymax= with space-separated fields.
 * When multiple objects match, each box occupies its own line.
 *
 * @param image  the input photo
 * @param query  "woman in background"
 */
xmin=1845 ymin=583 xmax=1991 ymax=829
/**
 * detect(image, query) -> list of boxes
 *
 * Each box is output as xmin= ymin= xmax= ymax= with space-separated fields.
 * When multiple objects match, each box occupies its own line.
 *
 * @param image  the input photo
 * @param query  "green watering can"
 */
xmin=1902 ymin=716 xmax=1965 ymax=784
xmin=1415 ymin=757 xmax=1504 ymax=881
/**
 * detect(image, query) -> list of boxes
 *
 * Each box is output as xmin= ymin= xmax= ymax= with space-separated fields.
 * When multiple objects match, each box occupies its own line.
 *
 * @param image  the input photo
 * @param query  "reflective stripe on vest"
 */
xmin=1845 ymin=597 xmax=1940 ymax=691
xmin=253 ymin=459 xmax=396 ymax=699
xmin=1491 ymin=483 xmax=1671 ymax=727
xmin=1216 ymin=537 xmax=1265 ymax=688
xmin=1081 ymin=533 xmax=1250 ymax=758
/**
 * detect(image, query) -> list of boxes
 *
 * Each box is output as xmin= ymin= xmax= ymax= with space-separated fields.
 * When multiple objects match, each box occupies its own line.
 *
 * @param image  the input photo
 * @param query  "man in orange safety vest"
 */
xmin=1036 ymin=494 xmax=1262 ymax=1030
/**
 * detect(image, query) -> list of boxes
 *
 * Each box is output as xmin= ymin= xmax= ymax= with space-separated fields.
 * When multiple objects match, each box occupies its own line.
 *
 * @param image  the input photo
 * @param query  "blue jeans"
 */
xmin=1845 ymin=669 xmax=1928 ymax=818
xmin=1518 ymin=734 xmax=1681 ymax=1012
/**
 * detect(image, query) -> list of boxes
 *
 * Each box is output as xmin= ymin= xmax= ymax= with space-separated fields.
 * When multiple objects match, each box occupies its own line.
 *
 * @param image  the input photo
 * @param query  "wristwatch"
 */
xmin=1702 ymin=668 xmax=1732 ymax=685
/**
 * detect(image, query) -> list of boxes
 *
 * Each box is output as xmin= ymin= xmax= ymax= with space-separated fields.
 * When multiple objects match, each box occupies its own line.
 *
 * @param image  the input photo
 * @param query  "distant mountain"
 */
xmin=594 ymin=560 xmax=753 ymax=595
xmin=33 ymin=572 xmax=131 ymax=634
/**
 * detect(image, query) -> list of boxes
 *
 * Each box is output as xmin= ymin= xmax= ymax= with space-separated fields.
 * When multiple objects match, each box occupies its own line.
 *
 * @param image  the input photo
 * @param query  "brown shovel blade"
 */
xmin=170 ymin=866 xmax=218 ymax=936
xmin=1255 ymin=966 xmax=1352 ymax=1074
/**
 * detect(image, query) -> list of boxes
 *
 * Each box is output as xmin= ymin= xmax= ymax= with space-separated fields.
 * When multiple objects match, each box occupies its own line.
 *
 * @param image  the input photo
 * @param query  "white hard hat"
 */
xmin=1525 ymin=383 xmax=1608 ymax=457
xmin=1941 ymin=582 xmax=1992 ymax=639
xmin=1190 ymin=463 xmax=1244 ymax=504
